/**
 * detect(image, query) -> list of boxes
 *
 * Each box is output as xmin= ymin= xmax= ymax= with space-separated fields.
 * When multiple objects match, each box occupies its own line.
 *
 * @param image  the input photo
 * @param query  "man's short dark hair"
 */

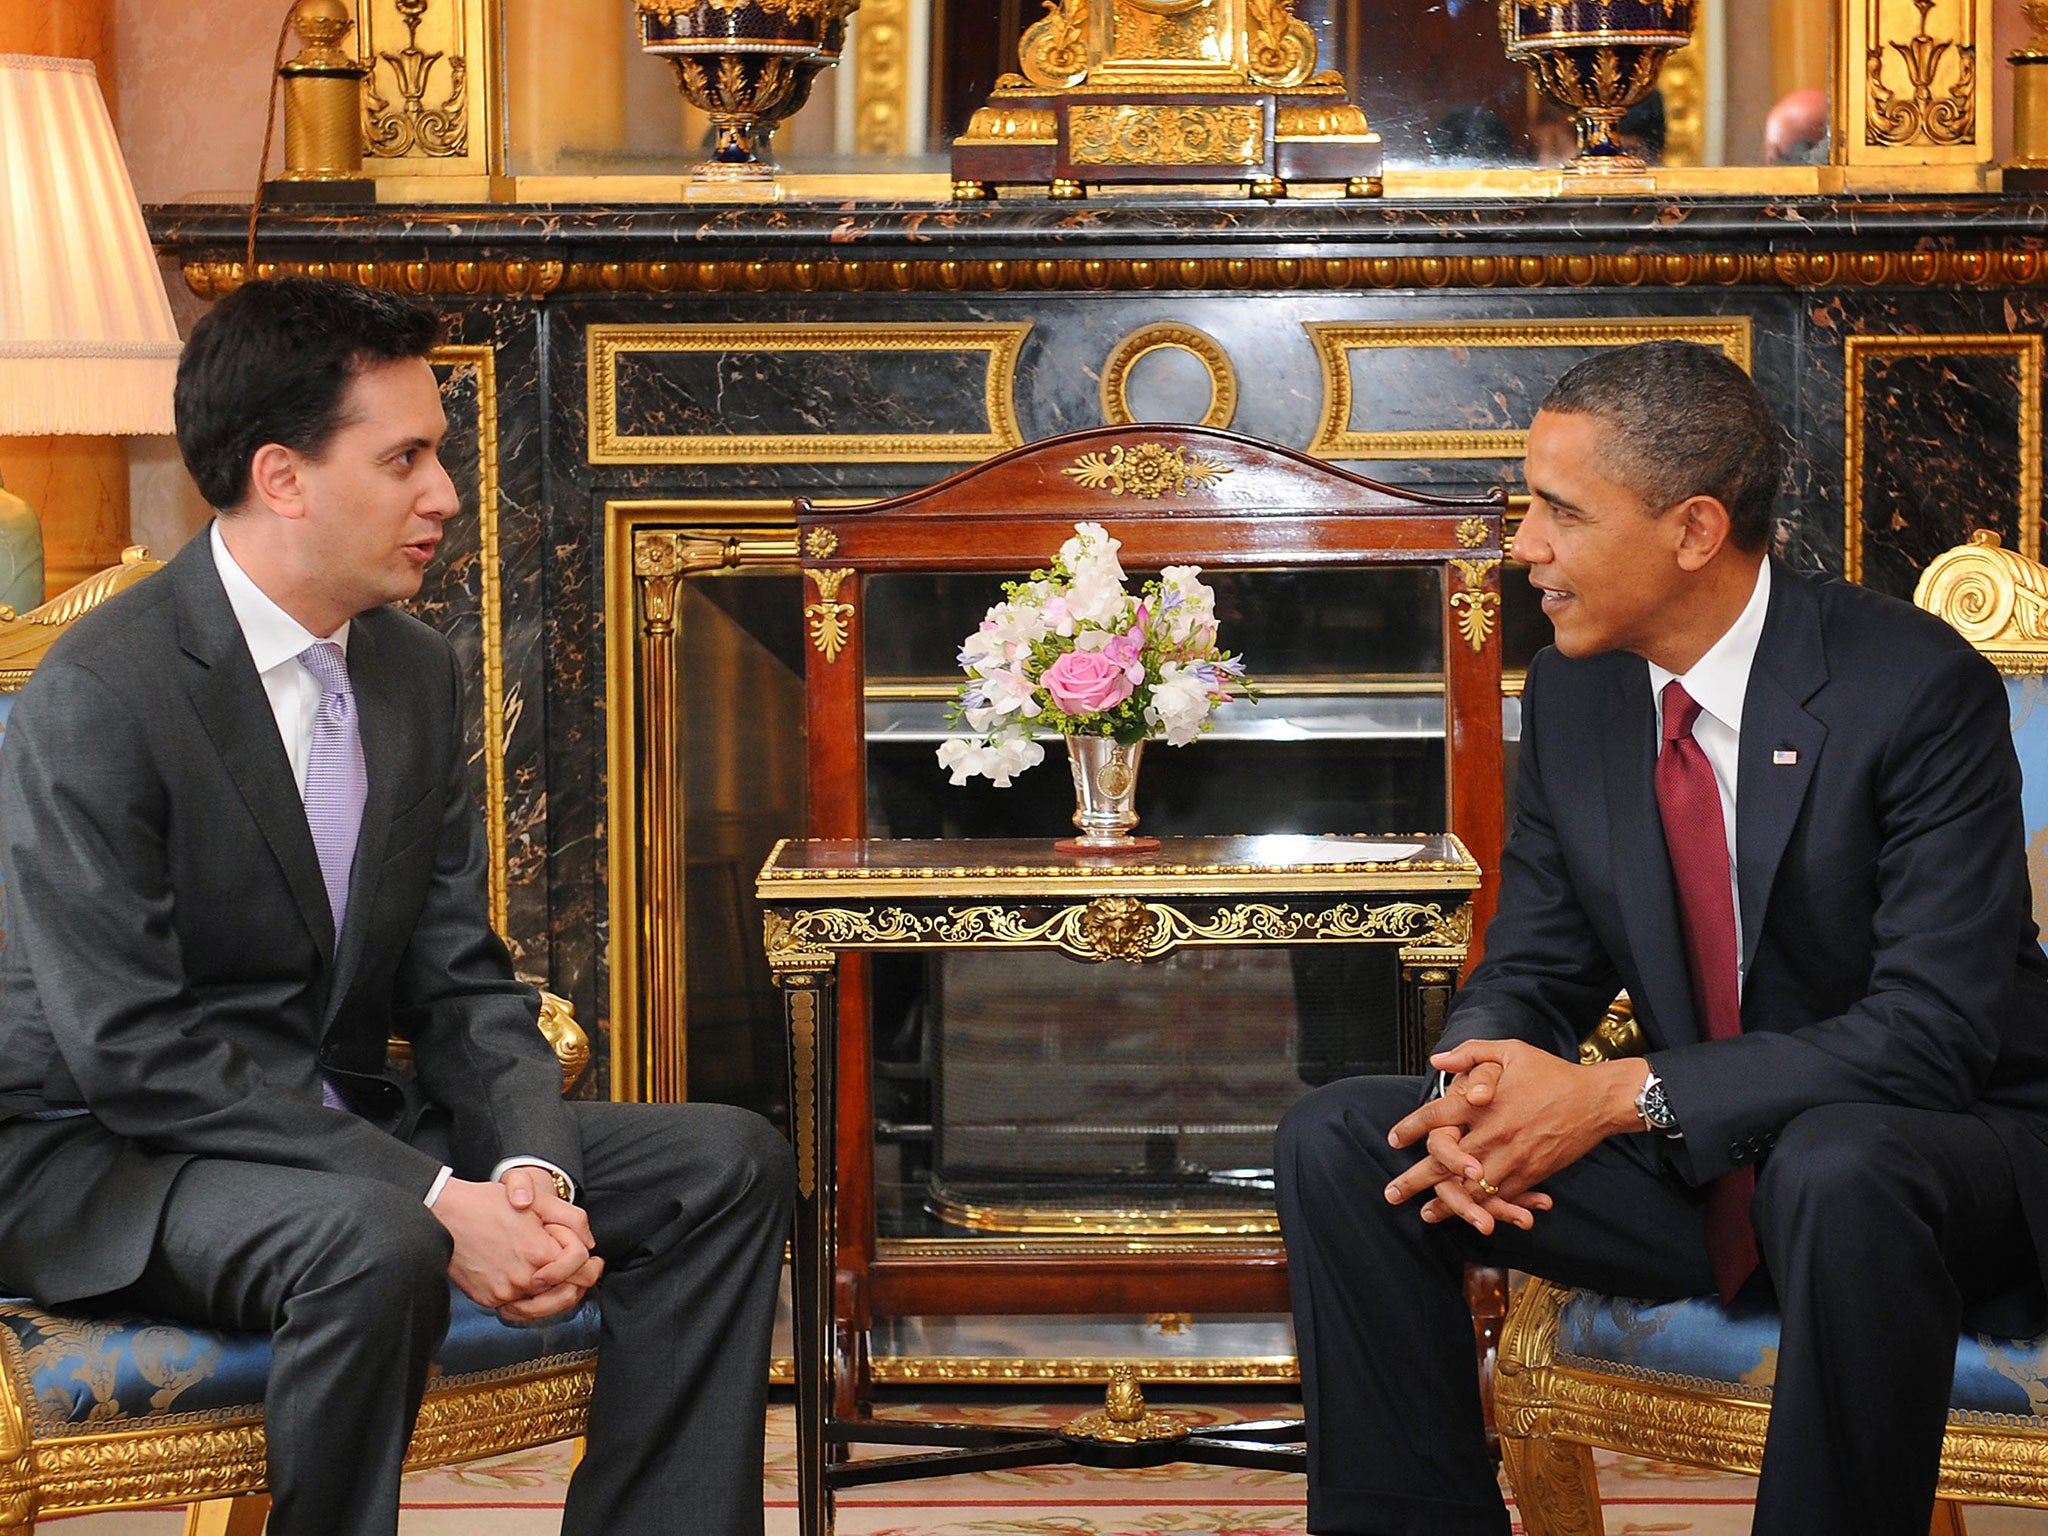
xmin=174 ymin=277 xmax=443 ymax=511
xmin=1539 ymin=340 xmax=1787 ymax=551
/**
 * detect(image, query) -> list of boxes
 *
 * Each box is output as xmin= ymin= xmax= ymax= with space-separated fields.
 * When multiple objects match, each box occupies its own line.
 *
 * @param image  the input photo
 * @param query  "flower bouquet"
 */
xmin=936 ymin=521 xmax=1252 ymax=851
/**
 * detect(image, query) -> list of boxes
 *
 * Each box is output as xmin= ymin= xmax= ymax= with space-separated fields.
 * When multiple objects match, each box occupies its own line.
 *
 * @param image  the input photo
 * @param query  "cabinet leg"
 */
xmin=778 ymin=966 xmax=838 ymax=1536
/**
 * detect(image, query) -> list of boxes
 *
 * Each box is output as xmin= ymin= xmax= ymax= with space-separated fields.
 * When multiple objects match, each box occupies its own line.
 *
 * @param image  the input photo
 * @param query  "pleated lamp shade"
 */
xmin=0 ymin=54 xmax=180 ymax=436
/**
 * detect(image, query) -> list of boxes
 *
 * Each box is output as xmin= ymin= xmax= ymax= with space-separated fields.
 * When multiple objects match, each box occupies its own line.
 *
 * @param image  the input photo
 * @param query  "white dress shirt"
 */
xmin=1646 ymin=555 xmax=1771 ymax=986
xmin=210 ymin=525 xmax=571 ymax=1205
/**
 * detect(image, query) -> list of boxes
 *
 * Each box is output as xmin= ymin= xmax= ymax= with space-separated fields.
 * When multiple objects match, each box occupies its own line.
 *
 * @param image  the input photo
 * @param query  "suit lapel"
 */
xmin=174 ymin=537 xmax=337 ymax=961
xmin=1601 ymin=662 xmax=1701 ymax=1048
xmin=1735 ymin=563 xmax=1829 ymax=993
xmin=323 ymin=614 xmax=403 ymax=1028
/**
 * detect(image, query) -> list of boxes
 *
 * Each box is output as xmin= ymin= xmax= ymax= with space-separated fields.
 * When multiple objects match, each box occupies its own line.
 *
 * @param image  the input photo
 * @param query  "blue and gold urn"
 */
xmin=1500 ymin=0 xmax=1696 ymax=172
xmin=638 ymin=0 xmax=859 ymax=183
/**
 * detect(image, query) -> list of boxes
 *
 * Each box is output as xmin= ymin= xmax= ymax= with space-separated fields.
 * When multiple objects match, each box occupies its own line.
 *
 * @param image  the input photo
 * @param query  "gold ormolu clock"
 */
xmin=949 ymin=0 xmax=1382 ymax=202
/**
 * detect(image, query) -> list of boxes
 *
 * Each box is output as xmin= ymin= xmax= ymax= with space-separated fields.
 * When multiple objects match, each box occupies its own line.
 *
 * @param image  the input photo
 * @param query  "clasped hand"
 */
xmin=1382 ymin=1038 xmax=1648 ymax=1237
xmin=432 ymin=1166 xmax=602 ymax=1323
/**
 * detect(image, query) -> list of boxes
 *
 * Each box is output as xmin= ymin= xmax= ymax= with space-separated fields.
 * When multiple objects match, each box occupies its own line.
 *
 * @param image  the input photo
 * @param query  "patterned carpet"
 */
xmin=40 ymin=1403 xmax=2048 ymax=1532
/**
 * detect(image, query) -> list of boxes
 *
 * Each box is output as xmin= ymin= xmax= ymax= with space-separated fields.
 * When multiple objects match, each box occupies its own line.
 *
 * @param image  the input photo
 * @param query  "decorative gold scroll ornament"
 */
xmin=1867 ymin=0 xmax=1977 ymax=148
xmin=803 ymin=568 xmax=853 ymax=661
xmin=1913 ymin=529 xmax=2048 ymax=667
xmin=365 ymin=0 xmax=467 ymax=158
xmin=1064 ymin=442 xmax=1231 ymax=499
xmin=761 ymin=898 xmax=1472 ymax=967
xmin=1451 ymin=558 xmax=1501 ymax=653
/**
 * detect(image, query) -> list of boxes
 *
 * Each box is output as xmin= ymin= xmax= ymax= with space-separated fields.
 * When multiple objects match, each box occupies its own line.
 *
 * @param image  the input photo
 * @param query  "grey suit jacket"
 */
xmin=0 ymin=530 xmax=579 ymax=1303
xmin=1438 ymin=561 xmax=2048 ymax=1280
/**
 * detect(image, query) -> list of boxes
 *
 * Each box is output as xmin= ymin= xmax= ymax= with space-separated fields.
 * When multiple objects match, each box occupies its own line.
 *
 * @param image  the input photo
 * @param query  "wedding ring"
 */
xmin=1476 ymin=1178 xmax=1500 ymax=1197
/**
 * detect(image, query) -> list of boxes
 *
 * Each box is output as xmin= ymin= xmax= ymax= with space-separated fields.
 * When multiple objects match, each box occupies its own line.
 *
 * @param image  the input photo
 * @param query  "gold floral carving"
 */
xmin=1064 ymin=442 xmax=1232 ymax=499
xmin=1019 ymin=0 xmax=1090 ymax=88
xmin=802 ymin=527 xmax=839 ymax=559
xmin=803 ymin=568 xmax=854 ymax=662
xmin=1451 ymin=558 xmax=1501 ymax=653
xmin=1866 ymin=0 xmax=1977 ymax=148
xmin=1245 ymin=0 xmax=1316 ymax=87
xmin=184 ymin=249 xmax=2048 ymax=301
xmin=364 ymin=0 xmax=468 ymax=158
xmin=760 ymin=898 xmax=1470 ymax=965
xmin=1069 ymin=104 xmax=1265 ymax=166
xmin=1456 ymin=517 xmax=1489 ymax=549
xmin=0 ymin=1361 xmax=592 ymax=1519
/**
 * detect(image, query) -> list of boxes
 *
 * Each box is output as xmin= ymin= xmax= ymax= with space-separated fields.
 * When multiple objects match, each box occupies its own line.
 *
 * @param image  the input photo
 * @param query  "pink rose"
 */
xmin=1042 ymin=648 xmax=1136 ymax=716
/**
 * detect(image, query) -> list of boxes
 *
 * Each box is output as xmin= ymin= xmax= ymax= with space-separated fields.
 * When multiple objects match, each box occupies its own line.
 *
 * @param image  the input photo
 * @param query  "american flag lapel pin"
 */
xmin=1773 ymin=748 xmax=1799 ymax=766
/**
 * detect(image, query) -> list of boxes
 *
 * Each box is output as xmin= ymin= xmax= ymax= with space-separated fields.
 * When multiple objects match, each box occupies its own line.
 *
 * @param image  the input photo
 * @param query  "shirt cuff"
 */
xmin=423 ymin=1165 xmax=453 ymax=1207
xmin=1428 ymin=1070 xmax=1451 ymax=1101
xmin=491 ymin=1156 xmax=576 ymax=1200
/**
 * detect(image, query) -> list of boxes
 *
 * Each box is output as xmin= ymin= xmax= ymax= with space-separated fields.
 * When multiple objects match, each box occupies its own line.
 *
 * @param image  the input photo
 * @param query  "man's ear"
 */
xmin=245 ymin=443 xmax=307 ymax=521
xmin=1672 ymin=494 xmax=1733 ymax=573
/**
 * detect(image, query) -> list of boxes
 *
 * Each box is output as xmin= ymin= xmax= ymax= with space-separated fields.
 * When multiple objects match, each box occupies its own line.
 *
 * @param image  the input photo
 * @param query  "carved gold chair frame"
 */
xmin=0 ymin=549 xmax=594 ymax=1536
xmin=1496 ymin=531 xmax=2048 ymax=1536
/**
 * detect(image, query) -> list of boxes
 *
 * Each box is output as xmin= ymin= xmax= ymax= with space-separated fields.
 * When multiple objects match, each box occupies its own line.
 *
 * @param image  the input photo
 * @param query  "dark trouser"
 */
xmin=102 ymin=1099 xmax=794 ymax=1536
xmin=1274 ymin=1076 xmax=2037 ymax=1536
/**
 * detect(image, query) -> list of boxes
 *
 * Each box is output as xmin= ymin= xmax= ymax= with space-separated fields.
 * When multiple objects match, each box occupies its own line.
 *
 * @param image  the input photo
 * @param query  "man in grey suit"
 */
xmin=0 ymin=277 xmax=794 ymax=1536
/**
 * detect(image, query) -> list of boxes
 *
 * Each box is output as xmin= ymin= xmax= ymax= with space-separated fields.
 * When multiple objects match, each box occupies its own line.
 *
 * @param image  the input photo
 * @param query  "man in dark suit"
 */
xmin=1277 ymin=341 xmax=2048 ymax=1536
xmin=0 ymin=278 xmax=794 ymax=1536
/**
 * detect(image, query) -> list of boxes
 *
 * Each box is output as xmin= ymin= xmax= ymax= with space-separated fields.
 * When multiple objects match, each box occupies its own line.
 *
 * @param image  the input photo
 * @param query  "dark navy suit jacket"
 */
xmin=1437 ymin=561 xmax=2048 ymax=1280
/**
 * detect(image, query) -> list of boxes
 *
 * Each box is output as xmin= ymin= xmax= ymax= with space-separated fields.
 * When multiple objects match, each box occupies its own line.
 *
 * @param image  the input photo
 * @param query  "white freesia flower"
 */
xmin=1145 ymin=661 xmax=1214 ymax=747
xmin=936 ymin=727 xmax=1045 ymax=787
xmin=984 ymin=730 xmax=1046 ymax=786
xmin=1157 ymin=565 xmax=1219 ymax=647
xmin=977 ymin=666 xmax=1041 ymax=720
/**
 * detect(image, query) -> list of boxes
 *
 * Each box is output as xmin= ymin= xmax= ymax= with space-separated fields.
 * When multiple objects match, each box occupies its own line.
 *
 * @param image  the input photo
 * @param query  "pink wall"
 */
xmin=115 ymin=0 xmax=280 ymax=205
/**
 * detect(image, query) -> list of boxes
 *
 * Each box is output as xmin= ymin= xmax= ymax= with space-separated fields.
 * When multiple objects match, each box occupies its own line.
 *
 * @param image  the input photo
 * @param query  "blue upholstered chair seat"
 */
xmin=1556 ymin=1291 xmax=2048 ymax=1419
xmin=0 ymin=1289 xmax=601 ymax=1433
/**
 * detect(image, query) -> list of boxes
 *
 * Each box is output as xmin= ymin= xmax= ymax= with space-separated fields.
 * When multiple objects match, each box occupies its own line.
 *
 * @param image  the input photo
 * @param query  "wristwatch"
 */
xmin=1635 ymin=1068 xmax=1683 ymax=1137
xmin=545 ymin=1169 xmax=575 ymax=1203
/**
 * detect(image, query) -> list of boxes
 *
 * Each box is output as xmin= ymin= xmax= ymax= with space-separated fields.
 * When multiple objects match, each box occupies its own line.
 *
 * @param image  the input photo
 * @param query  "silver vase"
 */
xmin=1064 ymin=735 xmax=1147 ymax=848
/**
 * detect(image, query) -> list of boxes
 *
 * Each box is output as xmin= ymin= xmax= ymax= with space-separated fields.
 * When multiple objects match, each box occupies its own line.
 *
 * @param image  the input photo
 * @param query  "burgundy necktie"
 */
xmin=1654 ymin=679 xmax=1759 ymax=1304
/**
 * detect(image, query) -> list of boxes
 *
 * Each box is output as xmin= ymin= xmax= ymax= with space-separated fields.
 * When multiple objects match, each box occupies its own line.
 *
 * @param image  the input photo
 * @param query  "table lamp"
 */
xmin=0 ymin=52 xmax=181 ymax=609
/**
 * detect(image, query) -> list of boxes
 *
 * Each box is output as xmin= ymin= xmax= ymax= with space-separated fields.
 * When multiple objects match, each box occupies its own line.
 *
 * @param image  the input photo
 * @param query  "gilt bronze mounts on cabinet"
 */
xmin=949 ymin=0 xmax=1382 ymax=201
xmin=637 ymin=0 xmax=860 ymax=185
xmin=1500 ymin=0 xmax=1696 ymax=175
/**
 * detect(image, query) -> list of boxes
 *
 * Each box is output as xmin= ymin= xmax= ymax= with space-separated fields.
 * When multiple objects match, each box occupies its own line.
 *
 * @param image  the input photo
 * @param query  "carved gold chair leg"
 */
xmin=1929 ymin=1501 xmax=1969 ymax=1536
xmin=1499 ymin=1433 xmax=1606 ymax=1536
xmin=183 ymin=1493 xmax=270 ymax=1536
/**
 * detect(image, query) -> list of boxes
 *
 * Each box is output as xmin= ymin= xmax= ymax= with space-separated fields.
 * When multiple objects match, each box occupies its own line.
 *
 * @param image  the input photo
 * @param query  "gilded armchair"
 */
xmin=0 ymin=549 xmax=597 ymax=1536
xmin=1495 ymin=531 xmax=2048 ymax=1536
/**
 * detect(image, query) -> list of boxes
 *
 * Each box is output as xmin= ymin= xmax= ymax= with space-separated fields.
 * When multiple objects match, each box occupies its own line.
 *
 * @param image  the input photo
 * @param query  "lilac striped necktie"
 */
xmin=300 ymin=642 xmax=367 ymax=1114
